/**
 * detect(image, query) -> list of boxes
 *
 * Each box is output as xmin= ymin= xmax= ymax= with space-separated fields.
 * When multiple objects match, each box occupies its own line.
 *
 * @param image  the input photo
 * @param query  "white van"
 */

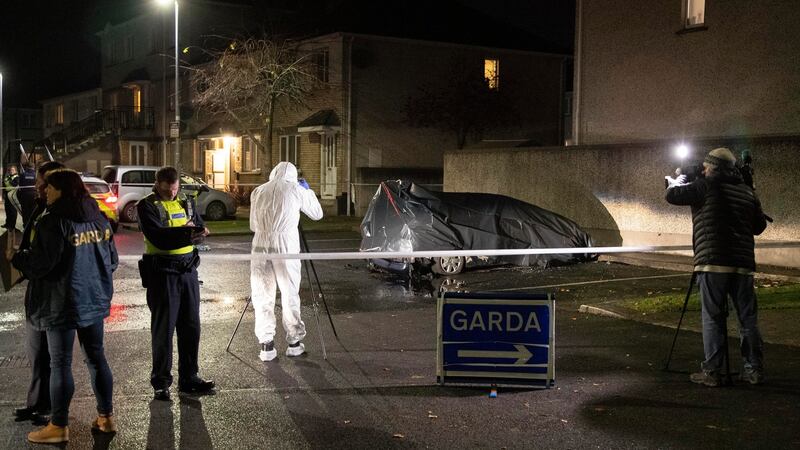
xmin=101 ymin=165 xmax=237 ymax=222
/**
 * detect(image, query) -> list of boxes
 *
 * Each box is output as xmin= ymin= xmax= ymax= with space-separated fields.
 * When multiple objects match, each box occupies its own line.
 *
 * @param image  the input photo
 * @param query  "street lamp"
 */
xmin=1 ymin=72 xmax=4 ymax=179
xmin=157 ymin=0 xmax=181 ymax=172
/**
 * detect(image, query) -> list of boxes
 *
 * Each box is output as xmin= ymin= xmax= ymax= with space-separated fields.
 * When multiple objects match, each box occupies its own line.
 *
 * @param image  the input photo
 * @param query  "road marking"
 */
xmin=494 ymin=273 xmax=689 ymax=292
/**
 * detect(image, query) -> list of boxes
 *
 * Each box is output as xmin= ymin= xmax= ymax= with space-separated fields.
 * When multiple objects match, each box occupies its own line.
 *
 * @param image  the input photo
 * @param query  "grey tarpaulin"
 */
xmin=359 ymin=180 xmax=597 ymax=268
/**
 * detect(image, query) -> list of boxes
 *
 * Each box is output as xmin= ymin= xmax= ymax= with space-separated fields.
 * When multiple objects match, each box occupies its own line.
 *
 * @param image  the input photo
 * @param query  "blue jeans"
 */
xmin=698 ymin=272 xmax=764 ymax=374
xmin=46 ymin=320 xmax=114 ymax=427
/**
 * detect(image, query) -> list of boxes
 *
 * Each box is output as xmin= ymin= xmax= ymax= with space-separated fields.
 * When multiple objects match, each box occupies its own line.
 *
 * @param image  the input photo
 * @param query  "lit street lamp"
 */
xmin=158 ymin=0 xmax=181 ymax=172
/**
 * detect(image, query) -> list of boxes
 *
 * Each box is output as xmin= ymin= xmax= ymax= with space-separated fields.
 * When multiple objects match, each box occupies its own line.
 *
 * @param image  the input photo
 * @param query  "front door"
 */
xmin=320 ymin=133 xmax=337 ymax=198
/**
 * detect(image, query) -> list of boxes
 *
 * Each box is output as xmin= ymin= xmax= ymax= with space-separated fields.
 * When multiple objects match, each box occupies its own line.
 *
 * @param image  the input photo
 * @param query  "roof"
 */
xmin=297 ymin=109 xmax=341 ymax=133
xmin=196 ymin=121 xmax=240 ymax=138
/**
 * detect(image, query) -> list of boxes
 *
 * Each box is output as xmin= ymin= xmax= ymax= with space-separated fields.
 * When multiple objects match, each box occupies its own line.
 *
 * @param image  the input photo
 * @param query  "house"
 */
xmin=42 ymin=16 xmax=569 ymax=217
xmin=2 ymin=107 xmax=42 ymax=166
xmin=571 ymin=0 xmax=800 ymax=144
xmin=192 ymin=32 xmax=570 ymax=215
xmin=443 ymin=0 xmax=800 ymax=268
xmin=39 ymin=2 xmax=255 ymax=178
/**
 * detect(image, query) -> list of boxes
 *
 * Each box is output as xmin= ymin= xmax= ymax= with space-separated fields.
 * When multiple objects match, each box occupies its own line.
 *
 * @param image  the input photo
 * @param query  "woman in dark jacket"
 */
xmin=12 ymin=169 xmax=118 ymax=444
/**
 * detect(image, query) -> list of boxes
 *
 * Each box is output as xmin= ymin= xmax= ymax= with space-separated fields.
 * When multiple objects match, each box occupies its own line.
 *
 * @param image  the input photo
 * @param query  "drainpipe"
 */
xmin=572 ymin=0 xmax=583 ymax=145
xmin=346 ymin=35 xmax=354 ymax=216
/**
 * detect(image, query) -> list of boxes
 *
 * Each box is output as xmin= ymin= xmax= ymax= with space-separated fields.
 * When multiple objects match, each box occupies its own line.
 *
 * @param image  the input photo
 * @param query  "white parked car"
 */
xmin=101 ymin=165 xmax=237 ymax=222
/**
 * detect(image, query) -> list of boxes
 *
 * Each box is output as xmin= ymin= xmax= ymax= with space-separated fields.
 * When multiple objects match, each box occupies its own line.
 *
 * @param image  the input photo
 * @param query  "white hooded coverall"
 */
xmin=250 ymin=162 xmax=323 ymax=345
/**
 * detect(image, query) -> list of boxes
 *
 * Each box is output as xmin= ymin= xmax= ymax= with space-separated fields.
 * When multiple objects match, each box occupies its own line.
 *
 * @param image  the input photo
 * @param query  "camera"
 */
xmin=664 ymin=162 xmax=704 ymax=188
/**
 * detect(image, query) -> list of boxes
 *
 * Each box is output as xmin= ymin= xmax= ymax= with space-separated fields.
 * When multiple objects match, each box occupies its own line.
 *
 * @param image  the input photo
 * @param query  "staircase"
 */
xmin=41 ymin=107 xmax=155 ymax=160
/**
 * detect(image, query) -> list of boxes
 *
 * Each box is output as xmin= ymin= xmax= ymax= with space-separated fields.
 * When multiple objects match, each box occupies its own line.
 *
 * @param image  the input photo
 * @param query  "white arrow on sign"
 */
xmin=457 ymin=344 xmax=532 ymax=365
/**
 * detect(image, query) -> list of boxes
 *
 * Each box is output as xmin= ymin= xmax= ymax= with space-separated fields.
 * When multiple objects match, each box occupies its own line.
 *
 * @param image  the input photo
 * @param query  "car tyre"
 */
xmin=121 ymin=202 xmax=138 ymax=223
xmin=205 ymin=201 xmax=226 ymax=221
xmin=432 ymin=256 xmax=465 ymax=275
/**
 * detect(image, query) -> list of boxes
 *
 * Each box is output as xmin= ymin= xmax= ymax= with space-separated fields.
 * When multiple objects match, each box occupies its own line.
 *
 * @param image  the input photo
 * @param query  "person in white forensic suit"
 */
xmin=250 ymin=162 xmax=323 ymax=361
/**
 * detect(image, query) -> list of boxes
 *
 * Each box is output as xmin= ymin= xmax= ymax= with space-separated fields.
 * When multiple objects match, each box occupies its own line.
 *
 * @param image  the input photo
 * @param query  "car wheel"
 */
xmin=205 ymin=201 xmax=226 ymax=221
xmin=432 ymin=256 xmax=465 ymax=275
xmin=121 ymin=202 xmax=138 ymax=223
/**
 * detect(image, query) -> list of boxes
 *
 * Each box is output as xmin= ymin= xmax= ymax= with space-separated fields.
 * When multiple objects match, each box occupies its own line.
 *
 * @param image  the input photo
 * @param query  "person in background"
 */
xmin=17 ymin=162 xmax=37 ymax=226
xmin=249 ymin=162 xmax=322 ymax=361
xmin=2 ymin=165 xmax=19 ymax=229
xmin=137 ymin=166 xmax=214 ymax=401
xmin=666 ymin=147 xmax=768 ymax=387
xmin=8 ymin=161 xmax=65 ymax=427
xmin=13 ymin=169 xmax=118 ymax=444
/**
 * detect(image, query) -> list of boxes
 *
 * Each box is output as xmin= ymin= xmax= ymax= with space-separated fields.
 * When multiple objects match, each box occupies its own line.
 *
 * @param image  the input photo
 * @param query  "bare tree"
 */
xmin=191 ymin=37 xmax=318 ymax=174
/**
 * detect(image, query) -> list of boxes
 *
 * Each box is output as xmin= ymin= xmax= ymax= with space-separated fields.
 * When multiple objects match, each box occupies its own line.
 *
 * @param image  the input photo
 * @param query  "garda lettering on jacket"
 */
xmin=71 ymin=229 xmax=112 ymax=247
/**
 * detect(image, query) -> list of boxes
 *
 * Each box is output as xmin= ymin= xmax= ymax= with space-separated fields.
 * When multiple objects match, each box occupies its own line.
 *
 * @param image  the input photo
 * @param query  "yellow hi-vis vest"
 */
xmin=143 ymin=194 xmax=194 ymax=256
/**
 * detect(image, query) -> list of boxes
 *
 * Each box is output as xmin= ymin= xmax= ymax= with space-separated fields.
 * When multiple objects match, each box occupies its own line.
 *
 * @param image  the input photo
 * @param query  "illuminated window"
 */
xmin=55 ymin=104 xmax=64 ymax=125
xmin=484 ymin=59 xmax=500 ymax=90
xmin=684 ymin=0 xmax=705 ymax=27
xmin=280 ymin=135 xmax=300 ymax=165
xmin=131 ymin=86 xmax=142 ymax=112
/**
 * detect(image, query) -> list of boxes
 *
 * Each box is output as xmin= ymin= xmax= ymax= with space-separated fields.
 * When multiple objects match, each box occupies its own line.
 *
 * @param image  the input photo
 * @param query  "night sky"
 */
xmin=0 ymin=0 xmax=574 ymax=108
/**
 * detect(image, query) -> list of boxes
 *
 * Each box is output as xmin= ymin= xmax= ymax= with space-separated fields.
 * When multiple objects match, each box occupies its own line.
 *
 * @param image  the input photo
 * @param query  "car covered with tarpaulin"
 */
xmin=360 ymin=180 xmax=596 ymax=274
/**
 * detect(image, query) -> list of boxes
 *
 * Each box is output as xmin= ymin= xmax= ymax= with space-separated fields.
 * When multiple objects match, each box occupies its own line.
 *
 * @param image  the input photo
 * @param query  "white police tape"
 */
xmin=115 ymin=241 xmax=800 ymax=263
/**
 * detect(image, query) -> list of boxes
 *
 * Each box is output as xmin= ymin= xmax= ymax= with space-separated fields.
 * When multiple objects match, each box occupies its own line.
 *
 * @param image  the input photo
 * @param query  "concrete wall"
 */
xmin=575 ymin=0 xmax=800 ymax=144
xmin=444 ymin=138 xmax=800 ymax=268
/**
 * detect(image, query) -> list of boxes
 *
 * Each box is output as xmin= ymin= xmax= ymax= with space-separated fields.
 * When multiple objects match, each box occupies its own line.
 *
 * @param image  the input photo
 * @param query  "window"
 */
xmin=684 ymin=0 xmax=705 ymax=27
xmin=111 ymin=38 xmax=124 ymax=64
xmin=125 ymin=35 xmax=135 ymax=61
xmin=71 ymin=100 xmax=79 ymax=123
xmin=279 ymin=135 xmax=300 ymax=165
xmin=313 ymin=49 xmax=329 ymax=82
xmin=484 ymin=59 xmax=500 ymax=90
xmin=193 ymin=143 xmax=203 ymax=172
xmin=129 ymin=143 xmax=147 ymax=165
xmin=131 ymin=86 xmax=142 ymax=112
xmin=242 ymin=136 xmax=260 ymax=171
xmin=150 ymin=26 xmax=161 ymax=54
xmin=54 ymin=104 xmax=64 ymax=125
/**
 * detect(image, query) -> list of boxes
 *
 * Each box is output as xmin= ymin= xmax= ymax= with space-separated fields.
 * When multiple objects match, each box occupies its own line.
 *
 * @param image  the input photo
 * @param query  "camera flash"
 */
xmin=675 ymin=144 xmax=689 ymax=159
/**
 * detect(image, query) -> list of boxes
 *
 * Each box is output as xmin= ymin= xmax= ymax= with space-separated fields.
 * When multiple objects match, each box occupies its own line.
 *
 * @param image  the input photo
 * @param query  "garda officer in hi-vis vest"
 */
xmin=136 ymin=166 xmax=214 ymax=401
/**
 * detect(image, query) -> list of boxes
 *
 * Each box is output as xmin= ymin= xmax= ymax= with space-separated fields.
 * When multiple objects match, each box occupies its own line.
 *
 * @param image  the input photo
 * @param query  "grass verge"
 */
xmin=621 ymin=283 xmax=800 ymax=313
xmin=206 ymin=215 xmax=363 ymax=235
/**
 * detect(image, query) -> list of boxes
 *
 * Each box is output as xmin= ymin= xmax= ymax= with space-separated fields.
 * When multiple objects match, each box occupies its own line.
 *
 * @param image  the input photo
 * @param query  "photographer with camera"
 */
xmin=666 ymin=147 xmax=768 ymax=387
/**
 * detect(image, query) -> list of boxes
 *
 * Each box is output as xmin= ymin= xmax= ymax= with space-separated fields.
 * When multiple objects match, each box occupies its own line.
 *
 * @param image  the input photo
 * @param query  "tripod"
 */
xmin=664 ymin=272 xmax=733 ymax=385
xmin=225 ymin=225 xmax=339 ymax=358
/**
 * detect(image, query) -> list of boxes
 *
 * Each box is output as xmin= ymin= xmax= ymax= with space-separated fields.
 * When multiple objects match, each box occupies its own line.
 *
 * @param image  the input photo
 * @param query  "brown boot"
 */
xmin=27 ymin=422 xmax=69 ymax=444
xmin=91 ymin=414 xmax=118 ymax=433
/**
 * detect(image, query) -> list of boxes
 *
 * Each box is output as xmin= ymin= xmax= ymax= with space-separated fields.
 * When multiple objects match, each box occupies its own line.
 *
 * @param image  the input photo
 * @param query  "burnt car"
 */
xmin=360 ymin=180 xmax=596 ymax=275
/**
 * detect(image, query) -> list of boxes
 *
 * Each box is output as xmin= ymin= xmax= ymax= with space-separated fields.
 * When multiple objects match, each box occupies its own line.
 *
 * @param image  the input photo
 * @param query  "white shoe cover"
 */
xmin=259 ymin=347 xmax=278 ymax=362
xmin=286 ymin=342 xmax=305 ymax=357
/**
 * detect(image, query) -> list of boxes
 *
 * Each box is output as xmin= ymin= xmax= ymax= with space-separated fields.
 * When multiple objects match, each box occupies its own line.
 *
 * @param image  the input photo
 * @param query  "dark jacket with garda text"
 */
xmin=12 ymin=196 xmax=118 ymax=330
xmin=665 ymin=172 xmax=767 ymax=271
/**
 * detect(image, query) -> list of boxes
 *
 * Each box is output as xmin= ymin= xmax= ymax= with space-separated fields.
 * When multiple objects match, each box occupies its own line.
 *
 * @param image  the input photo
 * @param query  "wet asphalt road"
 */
xmin=1 ymin=229 xmax=799 ymax=448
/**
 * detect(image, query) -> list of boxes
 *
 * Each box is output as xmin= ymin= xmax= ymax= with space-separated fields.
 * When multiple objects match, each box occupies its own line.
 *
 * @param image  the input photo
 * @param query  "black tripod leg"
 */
xmin=302 ymin=258 xmax=328 ymax=359
xmin=722 ymin=297 xmax=733 ymax=385
xmin=299 ymin=225 xmax=339 ymax=339
xmin=664 ymin=272 xmax=697 ymax=371
xmin=226 ymin=296 xmax=252 ymax=353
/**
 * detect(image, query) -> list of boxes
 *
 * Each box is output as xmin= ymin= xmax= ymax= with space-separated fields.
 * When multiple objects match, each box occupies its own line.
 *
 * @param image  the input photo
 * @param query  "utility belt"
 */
xmin=138 ymin=249 xmax=200 ymax=288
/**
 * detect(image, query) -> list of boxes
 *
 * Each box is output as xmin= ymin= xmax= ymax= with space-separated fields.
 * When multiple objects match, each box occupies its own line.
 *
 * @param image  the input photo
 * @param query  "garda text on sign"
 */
xmin=437 ymin=291 xmax=555 ymax=388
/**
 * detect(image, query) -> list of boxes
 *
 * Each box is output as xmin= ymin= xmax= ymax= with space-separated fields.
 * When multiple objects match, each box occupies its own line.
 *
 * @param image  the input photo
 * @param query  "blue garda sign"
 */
xmin=436 ymin=292 xmax=555 ymax=388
